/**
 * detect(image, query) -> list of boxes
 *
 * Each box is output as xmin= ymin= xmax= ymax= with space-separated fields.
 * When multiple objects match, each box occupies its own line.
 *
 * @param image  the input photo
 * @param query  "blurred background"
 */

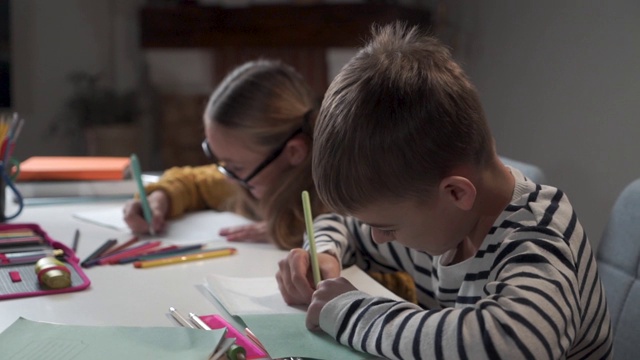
xmin=3 ymin=0 xmax=640 ymax=249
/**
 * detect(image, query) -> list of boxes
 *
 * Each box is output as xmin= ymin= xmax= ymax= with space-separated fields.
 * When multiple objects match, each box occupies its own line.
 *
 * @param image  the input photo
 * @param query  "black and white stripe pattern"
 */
xmin=311 ymin=168 xmax=613 ymax=359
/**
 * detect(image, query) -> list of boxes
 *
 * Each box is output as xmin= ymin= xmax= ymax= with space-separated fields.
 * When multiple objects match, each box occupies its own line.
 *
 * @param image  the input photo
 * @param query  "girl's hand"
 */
xmin=306 ymin=277 xmax=358 ymax=331
xmin=123 ymin=190 xmax=169 ymax=234
xmin=219 ymin=221 xmax=268 ymax=242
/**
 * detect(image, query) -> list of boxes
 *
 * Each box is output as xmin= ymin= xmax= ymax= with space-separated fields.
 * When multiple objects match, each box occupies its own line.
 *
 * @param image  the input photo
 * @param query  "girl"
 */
xmin=124 ymin=59 xmax=321 ymax=250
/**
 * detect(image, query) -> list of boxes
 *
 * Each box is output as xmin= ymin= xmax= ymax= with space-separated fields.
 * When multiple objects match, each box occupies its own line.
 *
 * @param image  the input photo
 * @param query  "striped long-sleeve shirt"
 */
xmin=312 ymin=168 xmax=613 ymax=359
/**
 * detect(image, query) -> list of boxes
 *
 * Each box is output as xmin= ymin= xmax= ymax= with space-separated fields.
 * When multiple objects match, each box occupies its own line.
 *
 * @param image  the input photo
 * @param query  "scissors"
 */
xmin=1 ymin=157 xmax=24 ymax=221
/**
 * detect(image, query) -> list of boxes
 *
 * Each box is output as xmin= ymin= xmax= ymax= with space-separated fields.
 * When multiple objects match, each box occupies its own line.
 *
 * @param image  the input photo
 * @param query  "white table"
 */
xmin=0 ymin=198 xmax=396 ymax=333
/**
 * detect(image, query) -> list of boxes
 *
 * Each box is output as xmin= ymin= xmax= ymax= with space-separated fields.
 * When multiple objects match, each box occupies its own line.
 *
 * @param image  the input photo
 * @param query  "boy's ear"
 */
xmin=284 ymin=136 xmax=309 ymax=166
xmin=439 ymin=176 xmax=477 ymax=211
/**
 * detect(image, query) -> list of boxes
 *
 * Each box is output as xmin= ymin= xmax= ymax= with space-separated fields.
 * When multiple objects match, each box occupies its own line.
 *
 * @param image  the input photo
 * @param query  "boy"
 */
xmin=276 ymin=23 xmax=613 ymax=359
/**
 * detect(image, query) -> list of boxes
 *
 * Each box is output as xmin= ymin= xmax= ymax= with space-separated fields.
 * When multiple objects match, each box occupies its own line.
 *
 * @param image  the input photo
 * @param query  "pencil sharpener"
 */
xmin=35 ymin=256 xmax=71 ymax=289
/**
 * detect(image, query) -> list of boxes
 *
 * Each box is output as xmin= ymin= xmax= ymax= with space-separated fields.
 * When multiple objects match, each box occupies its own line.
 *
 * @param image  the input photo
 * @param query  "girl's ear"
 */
xmin=284 ymin=136 xmax=310 ymax=166
xmin=439 ymin=176 xmax=477 ymax=211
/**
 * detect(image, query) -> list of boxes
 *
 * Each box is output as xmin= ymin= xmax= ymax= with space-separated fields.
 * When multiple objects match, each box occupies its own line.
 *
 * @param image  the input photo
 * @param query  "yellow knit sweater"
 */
xmin=144 ymin=165 xmax=238 ymax=218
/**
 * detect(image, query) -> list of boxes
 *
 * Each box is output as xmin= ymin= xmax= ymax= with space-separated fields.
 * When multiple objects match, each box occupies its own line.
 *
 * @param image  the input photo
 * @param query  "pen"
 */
xmin=72 ymin=229 xmax=80 ymax=253
xmin=116 ymin=244 xmax=203 ymax=264
xmin=169 ymin=307 xmax=195 ymax=328
xmin=101 ymin=236 xmax=139 ymax=256
xmin=94 ymin=241 xmax=162 ymax=266
xmin=81 ymin=238 xmax=117 ymax=268
xmin=301 ymin=190 xmax=321 ymax=286
xmin=130 ymin=153 xmax=155 ymax=235
xmin=188 ymin=312 xmax=212 ymax=330
xmin=0 ymin=236 xmax=45 ymax=247
xmin=0 ymin=229 xmax=36 ymax=237
xmin=0 ymin=248 xmax=64 ymax=266
xmin=133 ymin=247 xmax=237 ymax=269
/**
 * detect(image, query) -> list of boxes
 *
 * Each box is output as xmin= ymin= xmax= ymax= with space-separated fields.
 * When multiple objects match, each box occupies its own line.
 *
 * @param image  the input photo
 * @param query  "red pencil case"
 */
xmin=0 ymin=223 xmax=91 ymax=300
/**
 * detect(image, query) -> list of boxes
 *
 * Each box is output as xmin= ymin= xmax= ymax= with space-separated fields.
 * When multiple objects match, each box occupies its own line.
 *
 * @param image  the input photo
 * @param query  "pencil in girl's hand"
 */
xmin=130 ymin=153 xmax=154 ymax=235
xmin=301 ymin=190 xmax=321 ymax=286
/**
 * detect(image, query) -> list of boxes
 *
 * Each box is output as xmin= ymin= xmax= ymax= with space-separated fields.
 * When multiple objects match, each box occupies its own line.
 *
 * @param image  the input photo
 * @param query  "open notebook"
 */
xmin=205 ymin=266 xmax=400 ymax=359
xmin=205 ymin=265 xmax=402 ymax=317
xmin=0 ymin=317 xmax=226 ymax=360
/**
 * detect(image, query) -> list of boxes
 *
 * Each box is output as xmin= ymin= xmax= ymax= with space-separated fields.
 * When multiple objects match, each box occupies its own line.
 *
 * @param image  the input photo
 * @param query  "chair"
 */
xmin=597 ymin=178 xmax=640 ymax=359
xmin=499 ymin=156 xmax=546 ymax=184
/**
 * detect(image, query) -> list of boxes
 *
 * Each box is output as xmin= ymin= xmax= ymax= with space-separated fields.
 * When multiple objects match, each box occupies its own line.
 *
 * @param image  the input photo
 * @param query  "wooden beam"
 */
xmin=140 ymin=3 xmax=432 ymax=48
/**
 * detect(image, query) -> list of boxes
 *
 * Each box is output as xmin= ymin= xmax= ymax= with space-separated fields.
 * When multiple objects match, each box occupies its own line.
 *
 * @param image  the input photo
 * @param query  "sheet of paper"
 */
xmin=72 ymin=208 xmax=254 ymax=243
xmin=205 ymin=265 xmax=402 ymax=316
xmin=72 ymin=207 xmax=129 ymax=231
xmin=206 ymin=274 xmax=307 ymax=316
xmin=0 ymin=317 xmax=225 ymax=360
xmin=241 ymin=313 xmax=371 ymax=359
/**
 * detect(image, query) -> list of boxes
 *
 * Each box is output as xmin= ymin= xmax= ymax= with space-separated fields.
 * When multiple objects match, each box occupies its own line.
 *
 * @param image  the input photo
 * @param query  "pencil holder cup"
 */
xmin=0 ymin=174 xmax=5 ymax=222
xmin=0 ymin=170 xmax=24 ymax=222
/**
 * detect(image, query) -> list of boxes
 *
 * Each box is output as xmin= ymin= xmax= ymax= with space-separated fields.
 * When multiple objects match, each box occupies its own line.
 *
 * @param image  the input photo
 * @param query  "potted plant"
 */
xmin=52 ymin=71 xmax=139 ymax=156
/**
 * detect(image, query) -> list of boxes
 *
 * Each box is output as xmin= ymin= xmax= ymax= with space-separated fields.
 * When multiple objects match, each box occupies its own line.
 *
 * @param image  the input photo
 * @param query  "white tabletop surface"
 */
xmin=0 ymin=198 xmax=396 ymax=333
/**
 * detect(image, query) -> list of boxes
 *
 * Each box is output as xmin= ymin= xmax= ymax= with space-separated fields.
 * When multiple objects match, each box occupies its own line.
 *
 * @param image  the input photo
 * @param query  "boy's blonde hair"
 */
xmin=314 ymin=23 xmax=493 ymax=214
xmin=205 ymin=60 xmax=323 ymax=249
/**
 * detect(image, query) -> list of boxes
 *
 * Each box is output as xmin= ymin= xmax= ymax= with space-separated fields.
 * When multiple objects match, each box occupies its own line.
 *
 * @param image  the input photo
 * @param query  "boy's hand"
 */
xmin=306 ymin=277 xmax=358 ymax=331
xmin=276 ymin=249 xmax=340 ymax=306
xmin=123 ymin=190 xmax=169 ymax=234
xmin=219 ymin=222 xmax=268 ymax=243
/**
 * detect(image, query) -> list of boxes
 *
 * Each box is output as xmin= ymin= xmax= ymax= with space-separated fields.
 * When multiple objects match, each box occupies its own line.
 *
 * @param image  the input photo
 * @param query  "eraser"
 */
xmin=9 ymin=271 xmax=22 ymax=282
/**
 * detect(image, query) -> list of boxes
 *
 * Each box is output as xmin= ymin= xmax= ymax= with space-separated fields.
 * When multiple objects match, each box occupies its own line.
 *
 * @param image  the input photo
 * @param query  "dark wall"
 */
xmin=0 ymin=0 xmax=10 ymax=109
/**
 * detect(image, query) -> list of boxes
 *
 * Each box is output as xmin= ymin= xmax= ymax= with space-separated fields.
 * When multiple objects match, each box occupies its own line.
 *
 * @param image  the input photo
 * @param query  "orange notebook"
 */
xmin=17 ymin=156 xmax=131 ymax=181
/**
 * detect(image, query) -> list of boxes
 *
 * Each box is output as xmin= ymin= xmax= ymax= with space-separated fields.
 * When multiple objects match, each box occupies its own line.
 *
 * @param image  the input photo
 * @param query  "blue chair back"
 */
xmin=499 ymin=156 xmax=546 ymax=184
xmin=597 ymin=178 xmax=640 ymax=359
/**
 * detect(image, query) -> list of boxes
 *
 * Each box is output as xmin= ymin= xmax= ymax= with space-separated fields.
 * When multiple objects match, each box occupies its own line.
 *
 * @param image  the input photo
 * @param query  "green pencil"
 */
xmin=302 ymin=190 xmax=321 ymax=286
xmin=130 ymin=153 xmax=155 ymax=235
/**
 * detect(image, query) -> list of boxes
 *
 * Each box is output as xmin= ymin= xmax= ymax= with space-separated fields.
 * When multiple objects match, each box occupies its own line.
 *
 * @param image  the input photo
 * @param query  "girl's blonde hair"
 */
xmin=204 ymin=59 xmax=323 ymax=249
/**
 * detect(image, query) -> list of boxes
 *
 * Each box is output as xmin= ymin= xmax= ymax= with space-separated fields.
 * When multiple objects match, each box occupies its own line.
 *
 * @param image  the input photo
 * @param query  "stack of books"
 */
xmin=15 ymin=156 xmax=138 ymax=203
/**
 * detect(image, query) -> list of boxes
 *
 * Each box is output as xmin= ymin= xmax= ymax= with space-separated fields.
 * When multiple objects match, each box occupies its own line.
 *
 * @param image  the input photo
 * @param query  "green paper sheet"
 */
xmin=0 ymin=317 xmax=225 ymax=360
xmin=241 ymin=313 xmax=375 ymax=360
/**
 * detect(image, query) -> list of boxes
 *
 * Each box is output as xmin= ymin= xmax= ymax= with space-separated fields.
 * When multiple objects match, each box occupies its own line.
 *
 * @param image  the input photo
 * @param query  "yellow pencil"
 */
xmin=133 ymin=247 xmax=237 ymax=268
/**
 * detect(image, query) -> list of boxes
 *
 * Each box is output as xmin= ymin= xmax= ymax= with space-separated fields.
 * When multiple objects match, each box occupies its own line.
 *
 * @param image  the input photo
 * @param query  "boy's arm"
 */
xmin=315 ymin=236 xmax=585 ymax=360
xmin=306 ymin=213 xmax=351 ymax=267
xmin=144 ymin=165 xmax=237 ymax=218
xmin=310 ymin=213 xmax=411 ymax=273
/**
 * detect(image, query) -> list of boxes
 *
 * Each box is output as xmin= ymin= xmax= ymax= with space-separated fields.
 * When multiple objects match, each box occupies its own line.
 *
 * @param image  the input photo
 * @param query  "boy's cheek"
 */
xmin=370 ymin=228 xmax=395 ymax=244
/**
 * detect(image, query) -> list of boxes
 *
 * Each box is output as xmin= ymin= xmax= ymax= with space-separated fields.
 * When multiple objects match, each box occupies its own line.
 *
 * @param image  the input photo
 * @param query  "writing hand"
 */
xmin=306 ymin=277 xmax=357 ymax=331
xmin=276 ymin=249 xmax=340 ymax=306
xmin=123 ymin=191 xmax=168 ymax=234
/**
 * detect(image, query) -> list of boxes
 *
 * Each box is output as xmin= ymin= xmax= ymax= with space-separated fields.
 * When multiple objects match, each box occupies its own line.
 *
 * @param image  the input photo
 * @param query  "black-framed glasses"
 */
xmin=202 ymin=127 xmax=303 ymax=189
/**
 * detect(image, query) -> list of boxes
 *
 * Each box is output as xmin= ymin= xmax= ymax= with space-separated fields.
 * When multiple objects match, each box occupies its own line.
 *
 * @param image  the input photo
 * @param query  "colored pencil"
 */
xmin=80 ymin=238 xmax=117 ymax=268
xmin=116 ymin=244 xmax=204 ymax=264
xmin=302 ymin=190 xmax=321 ymax=286
xmin=133 ymin=247 xmax=236 ymax=269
